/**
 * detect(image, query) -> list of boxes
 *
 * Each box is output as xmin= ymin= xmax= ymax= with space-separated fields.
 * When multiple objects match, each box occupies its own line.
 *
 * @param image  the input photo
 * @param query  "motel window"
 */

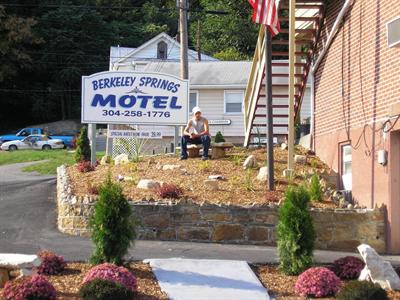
xmin=224 ymin=91 xmax=244 ymax=114
xmin=157 ymin=41 xmax=168 ymax=59
xmin=189 ymin=92 xmax=198 ymax=113
xmin=341 ymin=145 xmax=352 ymax=190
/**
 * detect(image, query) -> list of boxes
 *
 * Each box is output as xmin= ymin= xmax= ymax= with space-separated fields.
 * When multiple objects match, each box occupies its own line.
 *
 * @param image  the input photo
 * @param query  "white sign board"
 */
xmin=209 ymin=119 xmax=231 ymax=125
xmin=82 ymin=71 xmax=189 ymax=125
xmin=108 ymin=129 xmax=163 ymax=139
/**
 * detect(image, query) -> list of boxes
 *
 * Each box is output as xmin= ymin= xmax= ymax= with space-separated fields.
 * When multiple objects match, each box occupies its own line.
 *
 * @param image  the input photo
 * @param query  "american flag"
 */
xmin=248 ymin=0 xmax=281 ymax=37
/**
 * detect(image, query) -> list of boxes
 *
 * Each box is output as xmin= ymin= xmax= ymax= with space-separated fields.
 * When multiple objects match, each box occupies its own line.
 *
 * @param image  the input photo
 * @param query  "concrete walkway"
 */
xmin=146 ymin=258 xmax=269 ymax=300
xmin=1 ymin=162 xmax=400 ymax=265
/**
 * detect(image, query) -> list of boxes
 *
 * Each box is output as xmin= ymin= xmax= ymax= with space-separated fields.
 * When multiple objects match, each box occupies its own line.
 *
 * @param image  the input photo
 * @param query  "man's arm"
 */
xmin=198 ymin=119 xmax=209 ymax=136
xmin=183 ymin=120 xmax=192 ymax=137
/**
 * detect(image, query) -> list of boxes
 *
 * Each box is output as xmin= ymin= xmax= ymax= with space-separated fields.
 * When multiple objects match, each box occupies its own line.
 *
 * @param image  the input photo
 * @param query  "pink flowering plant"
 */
xmin=329 ymin=256 xmax=365 ymax=280
xmin=82 ymin=263 xmax=137 ymax=292
xmin=1 ymin=275 xmax=57 ymax=300
xmin=37 ymin=250 xmax=67 ymax=275
xmin=295 ymin=267 xmax=341 ymax=298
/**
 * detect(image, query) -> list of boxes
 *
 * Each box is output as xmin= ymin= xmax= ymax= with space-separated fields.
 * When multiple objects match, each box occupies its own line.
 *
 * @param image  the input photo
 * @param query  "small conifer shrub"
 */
xmin=277 ymin=185 xmax=315 ymax=275
xmin=75 ymin=126 xmax=91 ymax=162
xmin=337 ymin=280 xmax=388 ymax=300
xmin=214 ymin=131 xmax=225 ymax=143
xmin=309 ymin=173 xmax=323 ymax=202
xmin=89 ymin=175 xmax=136 ymax=265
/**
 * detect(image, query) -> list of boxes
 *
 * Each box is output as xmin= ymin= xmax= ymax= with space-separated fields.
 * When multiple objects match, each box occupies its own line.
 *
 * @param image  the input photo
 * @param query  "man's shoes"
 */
xmin=201 ymin=156 xmax=209 ymax=161
xmin=179 ymin=156 xmax=188 ymax=160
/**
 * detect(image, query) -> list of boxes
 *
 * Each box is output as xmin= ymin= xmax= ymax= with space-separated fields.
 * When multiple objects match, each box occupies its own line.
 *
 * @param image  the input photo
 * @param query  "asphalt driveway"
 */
xmin=2 ymin=162 xmax=398 ymax=264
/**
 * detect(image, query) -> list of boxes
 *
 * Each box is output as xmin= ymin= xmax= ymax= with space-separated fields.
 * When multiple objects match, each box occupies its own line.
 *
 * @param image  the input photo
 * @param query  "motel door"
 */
xmin=341 ymin=145 xmax=352 ymax=190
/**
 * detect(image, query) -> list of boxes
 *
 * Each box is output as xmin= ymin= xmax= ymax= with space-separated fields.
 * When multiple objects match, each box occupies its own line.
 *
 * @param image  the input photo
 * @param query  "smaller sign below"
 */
xmin=208 ymin=119 xmax=231 ymax=125
xmin=253 ymin=137 xmax=278 ymax=144
xmin=108 ymin=129 xmax=163 ymax=139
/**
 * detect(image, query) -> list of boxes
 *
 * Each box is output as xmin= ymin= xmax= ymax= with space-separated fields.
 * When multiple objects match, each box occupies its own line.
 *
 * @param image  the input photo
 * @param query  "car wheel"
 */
xmin=42 ymin=145 xmax=52 ymax=150
xmin=8 ymin=145 xmax=17 ymax=151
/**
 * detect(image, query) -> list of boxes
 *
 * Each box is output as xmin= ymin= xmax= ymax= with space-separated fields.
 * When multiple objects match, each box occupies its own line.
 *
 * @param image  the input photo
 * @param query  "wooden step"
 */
xmin=280 ymin=16 xmax=321 ymax=22
xmin=272 ymin=39 xmax=314 ymax=45
xmin=254 ymin=114 xmax=289 ymax=118
xmin=272 ymin=51 xmax=311 ymax=57
xmin=269 ymin=73 xmax=304 ymax=78
xmin=262 ymin=83 xmax=302 ymax=88
xmin=252 ymin=124 xmax=288 ymax=128
xmin=256 ymin=104 xmax=289 ymax=108
xmin=281 ymin=4 xmax=324 ymax=9
xmin=258 ymin=94 xmax=300 ymax=99
xmin=271 ymin=62 xmax=307 ymax=67
xmin=280 ymin=28 xmax=316 ymax=35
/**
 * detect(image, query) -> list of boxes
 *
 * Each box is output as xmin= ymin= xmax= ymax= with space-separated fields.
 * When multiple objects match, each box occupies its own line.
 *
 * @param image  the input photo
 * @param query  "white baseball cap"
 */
xmin=192 ymin=106 xmax=202 ymax=114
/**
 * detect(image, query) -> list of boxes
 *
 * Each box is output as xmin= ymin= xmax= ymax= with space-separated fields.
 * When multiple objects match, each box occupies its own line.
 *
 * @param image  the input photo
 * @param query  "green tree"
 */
xmin=309 ymin=174 xmax=323 ymax=202
xmin=75 ymin=126 xmax=91 ymax=162
xmin=89 ymin=175 xmax=136 ymax=265
xmin=277 ymin=185 xmax=315 ymax=275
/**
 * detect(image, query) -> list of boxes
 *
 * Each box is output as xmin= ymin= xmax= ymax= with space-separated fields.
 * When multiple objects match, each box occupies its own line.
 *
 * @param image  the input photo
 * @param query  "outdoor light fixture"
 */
xmin=377 ymin=149 xmax=388 ymax=166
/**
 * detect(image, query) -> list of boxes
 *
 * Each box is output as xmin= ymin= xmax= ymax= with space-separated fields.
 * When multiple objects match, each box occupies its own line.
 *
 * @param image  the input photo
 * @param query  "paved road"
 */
xmin=1 ymin=162 xmax=400 ymax=264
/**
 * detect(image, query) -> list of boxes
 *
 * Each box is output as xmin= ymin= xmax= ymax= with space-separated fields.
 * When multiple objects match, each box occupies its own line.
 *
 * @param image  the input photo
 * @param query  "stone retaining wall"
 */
xmin=57 ymin=166 xmax=386 ymax=253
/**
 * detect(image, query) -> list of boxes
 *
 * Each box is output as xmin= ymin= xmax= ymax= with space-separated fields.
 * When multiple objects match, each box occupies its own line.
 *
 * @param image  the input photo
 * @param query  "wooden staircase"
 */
xmin=243 ymin=0 xmax=325 ymax=147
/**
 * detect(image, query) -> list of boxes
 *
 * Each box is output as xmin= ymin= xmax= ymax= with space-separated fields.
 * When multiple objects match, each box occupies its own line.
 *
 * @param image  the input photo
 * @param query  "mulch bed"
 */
xmin=68 ymin=146 xmax=336 ymax=207
xmin=0 ymin=262 xmax=167 ymax=300
xmin=253 ymin=264 xmax=400 ymax=300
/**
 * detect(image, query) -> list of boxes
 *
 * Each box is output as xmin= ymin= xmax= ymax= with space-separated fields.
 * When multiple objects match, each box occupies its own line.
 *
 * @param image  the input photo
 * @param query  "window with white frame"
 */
xmin=224 ymin=90 xmax=243 ymax=114
xmin=341 ymin=145 xmax=352 ymax=190
xmin=189 ymin=92 xmax=198 ymax=113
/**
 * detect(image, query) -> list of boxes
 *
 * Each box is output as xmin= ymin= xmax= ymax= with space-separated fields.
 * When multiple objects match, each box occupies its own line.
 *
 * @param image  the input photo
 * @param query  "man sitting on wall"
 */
xmin=180 ymin=106 xmax=211 ymax=161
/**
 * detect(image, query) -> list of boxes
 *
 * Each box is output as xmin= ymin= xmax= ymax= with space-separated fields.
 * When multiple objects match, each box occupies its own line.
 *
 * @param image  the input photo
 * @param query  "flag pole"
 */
xmin=265 ymin=28 xmax=275 ymax=190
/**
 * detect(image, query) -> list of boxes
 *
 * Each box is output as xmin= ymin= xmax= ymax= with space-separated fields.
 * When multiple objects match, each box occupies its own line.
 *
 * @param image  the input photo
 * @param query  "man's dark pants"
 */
xmin=180 ymin=135 xmax=211 ymax=159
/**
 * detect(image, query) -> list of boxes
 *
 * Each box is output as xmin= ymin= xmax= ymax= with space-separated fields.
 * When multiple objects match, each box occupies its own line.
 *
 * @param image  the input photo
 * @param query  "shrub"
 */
xmin=277 ymin=185 xmax=315 ymax=275
xmin=77 ymin=160 xmax=95 ymax=173
xmin=82 ymin=263 xmax=137 ymax=292
xmin=243 ymin=169 xmax=254 ymax=191
xmin=89 ymin=176 xmax=136 ymax=265
xmin=88 ymin=184 xmax=99 ymax=195
xmin=37 ymin=250 xmax=66 ymax=275
xmin=295 ymin=267 xmax=341 ymax=298
xmin=214 ymin=131 xmax=225 ymax=143
xmin=75 ymin=126 xmax=91 ymax=162
xmin=2 ymin=275 xmax=57 ymax=300
xmin=329 ymin=256 xmax=365 ymax=280
xmin=337 ymin=280 xmax=388 ymax=300
xmin=79 ymin=279 xmax=134 ymax=300
xmin=154 ymin=184 xmax=183 ymax=199
xmin=309 ymin=174 xmax=323 ymax=202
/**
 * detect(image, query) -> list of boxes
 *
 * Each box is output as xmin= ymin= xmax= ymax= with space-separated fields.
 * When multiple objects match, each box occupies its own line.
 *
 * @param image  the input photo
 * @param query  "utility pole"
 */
xmin=175 ymin=0 xmax=189 ymax=154
xmin=265 ymin=29 xmax=274 ymax=190
xmin=285 ymin=0 xmax=296 ymax=178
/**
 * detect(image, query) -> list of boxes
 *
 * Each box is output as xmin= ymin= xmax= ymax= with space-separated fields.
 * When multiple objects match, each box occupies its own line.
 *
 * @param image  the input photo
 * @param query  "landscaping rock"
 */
xmin=114 ymin=154 xmax=130 ymax=165
xmin=256 ymin=167 xmax=268 ymax=182
xmin=281 ymin=143 xmax=288 ymax=150
xmin=204 ymin=179 xmax=219 ymax=191
xmin=208 ymin=175 xmax=225 ymax=180
xmin=243 ymin=155 xmax=257 ymax=169
xmin=162 ymin=164 xmax=182 ymax=171
xmin=0 ymin=268 xmax=9 ymax=288
xmin=358 ymin=244 xmax=400 ymax=290
xmin=137 ymin=179 xmax=161 ymax=190
xmin=100 ymin=155 xmax=111 ymax=165
xmin=294 ymin=155 xmax=307 ymax=164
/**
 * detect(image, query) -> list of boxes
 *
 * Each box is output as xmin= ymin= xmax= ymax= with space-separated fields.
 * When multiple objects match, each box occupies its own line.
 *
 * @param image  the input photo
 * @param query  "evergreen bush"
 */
xmin=309 ymin=174 xmax=323 ymax=202
xmin=75 ymin=126 xmax=91 ymax=162
xmin=277 ymin=185 xmax=315 ymax=275
xmin=79 ymin=279 xmax=134 ymax=300
xmin=89 ymin=175 xmax=136 ymax=265
xmin=214 ymin=131 xmax=225 ymax=143
xmin=337 ymin=280 xmax=388 ymax=300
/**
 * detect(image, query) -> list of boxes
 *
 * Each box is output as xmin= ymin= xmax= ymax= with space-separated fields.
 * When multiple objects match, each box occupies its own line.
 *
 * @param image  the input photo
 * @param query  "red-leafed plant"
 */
xmin=88 ymin=184 xmax=99 ymax=195
xmin=82 ymin=263 xmax=137 ymax=292
xmin=329 ymin=256 xmax=365 ymax=280
xmin=154 ymin=184 xmax=183 ymax=199
xmin=77 ymin=161 xmax=95 ymax=173
xmin=37 ymin=250 xmax=66 ymax=275
xmin=2 ymin=275 xmax=57 ymax=300
xmin=295 ymin=267 xmax=341 ymax=298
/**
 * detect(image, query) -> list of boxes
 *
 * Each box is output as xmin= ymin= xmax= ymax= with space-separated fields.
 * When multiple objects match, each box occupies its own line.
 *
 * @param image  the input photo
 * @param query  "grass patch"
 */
xmin=0 ymin=149 xmax=105 ymax=174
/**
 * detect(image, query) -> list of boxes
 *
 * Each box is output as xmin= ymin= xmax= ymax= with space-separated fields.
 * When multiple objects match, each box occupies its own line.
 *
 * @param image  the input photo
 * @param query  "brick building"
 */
xmin=313 ymin=0 xmax=400 ymax=253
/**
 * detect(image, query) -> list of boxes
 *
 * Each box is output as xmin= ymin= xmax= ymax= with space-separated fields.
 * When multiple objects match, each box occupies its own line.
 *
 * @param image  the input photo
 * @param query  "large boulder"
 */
xmin=358 ymin=244 xmax=400 ymax=290
xmin=137 ymin=179 xmax=161 ymax=190
xmin=243 ymin=155 xmax=257 ymax=169
xmin=114 ymin=154 xmax=130 ymax=165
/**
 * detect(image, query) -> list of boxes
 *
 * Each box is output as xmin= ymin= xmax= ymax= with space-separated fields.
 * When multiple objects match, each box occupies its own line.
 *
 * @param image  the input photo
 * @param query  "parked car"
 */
xmin=0 ymin=135 xmax=65 ymax=151
xmin=0 ymin=127 xmax=74 ymax=148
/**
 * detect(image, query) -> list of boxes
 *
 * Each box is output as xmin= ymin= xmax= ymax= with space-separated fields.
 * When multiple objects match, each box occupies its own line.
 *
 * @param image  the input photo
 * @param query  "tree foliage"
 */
xmin=75 ymin=126 xmax=91 ymax=163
